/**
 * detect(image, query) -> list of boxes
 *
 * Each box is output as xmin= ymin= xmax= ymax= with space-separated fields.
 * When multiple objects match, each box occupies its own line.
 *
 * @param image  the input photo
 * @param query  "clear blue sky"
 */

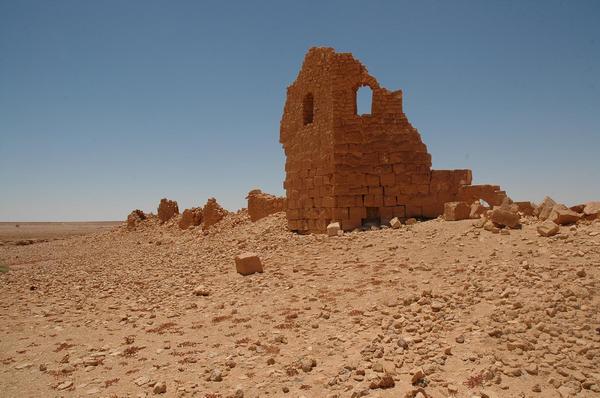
xmin=1 ymin=1 xmax=599 ymax=221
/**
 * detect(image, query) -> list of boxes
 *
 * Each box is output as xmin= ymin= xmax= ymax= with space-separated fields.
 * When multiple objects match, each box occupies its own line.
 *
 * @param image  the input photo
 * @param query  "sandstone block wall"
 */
xmin=179 ymin=207 xmax=203 ymax=229
xmin=203 ymin=198 xmax=227 ymax=228
xmin=246 ymin=189 xmax=286 ymax=222
xmin=280 ymin=48 xmax=507 ymax=233
xmin=157 ymin=198 xmax=179 ymax=223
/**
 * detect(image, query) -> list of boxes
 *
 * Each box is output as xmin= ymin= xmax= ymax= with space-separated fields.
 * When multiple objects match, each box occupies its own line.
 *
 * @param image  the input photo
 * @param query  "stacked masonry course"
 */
xmin=280 ymin=47 xmax=507 ymax=233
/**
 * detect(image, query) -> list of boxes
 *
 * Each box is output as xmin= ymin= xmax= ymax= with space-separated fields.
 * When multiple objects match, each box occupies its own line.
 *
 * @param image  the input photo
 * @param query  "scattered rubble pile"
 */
xmin=126 ymin=209 xmax=146 ymax=230
xmin=246 ymin=189 xmax=286 ymax=222
xmin=127 ymin=197 xmax=231 ymax=233
xmin=1 ymin=204 xmax=599 ymax=397
xmin=440 ymin=197 xmax=600 ymax=238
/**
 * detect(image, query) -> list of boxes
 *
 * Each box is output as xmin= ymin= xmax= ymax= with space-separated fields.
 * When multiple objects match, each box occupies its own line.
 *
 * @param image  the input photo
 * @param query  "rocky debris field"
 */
xmin=1 ymin=211 xmax=599 ymax=398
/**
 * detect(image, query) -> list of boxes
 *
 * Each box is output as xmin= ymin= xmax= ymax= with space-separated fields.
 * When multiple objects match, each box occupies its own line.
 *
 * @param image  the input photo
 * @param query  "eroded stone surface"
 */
xmin=234 ymin=252 xmax=263 ymax=275
xmin=203 ymin=198 xmax=227 ymax=229
xmin=584 ymin=202 xmax=600 ymax=219
xmin=157 ymin=199 xmax=179 ymax=223
xmin=443 ymin=202 xmax=470 ymax=221
xmin=549 ymin=204 xmax=582 ymax=225
xmin=537 ymin=220 xmax=560 ymax=237
xmin=179 ymin=207 xmax=203 ymax=230
xmin=536 ymin=196 xmax=557 ymax=221
xmin=246 ymin=189 xmax=285 ymax=222
xmin=126 ymin=210 xmax=146 ymax=230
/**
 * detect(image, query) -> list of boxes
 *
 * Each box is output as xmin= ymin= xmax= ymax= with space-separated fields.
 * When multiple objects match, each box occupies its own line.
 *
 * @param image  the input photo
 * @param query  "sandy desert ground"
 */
xmin=0 ymin=212 xmax=599 ymax=398
xmin=0 ymin=221 xmax=121 ymax=245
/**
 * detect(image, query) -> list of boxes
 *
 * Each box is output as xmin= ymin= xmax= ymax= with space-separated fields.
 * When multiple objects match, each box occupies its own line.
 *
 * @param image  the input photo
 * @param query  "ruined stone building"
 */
xmin=280 ymin=47 xmax=506 ymax=233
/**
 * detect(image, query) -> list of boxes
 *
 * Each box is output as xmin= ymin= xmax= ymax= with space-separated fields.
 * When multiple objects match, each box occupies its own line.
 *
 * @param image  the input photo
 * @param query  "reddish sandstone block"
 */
xmin=364 ymin=195 xmax=384 ymax=207
xmin=333 ymin=207 xmax=349 ymax=219
xmin=368 ymin=186 xmax=384 ymax=196
xmin=203 ymin=198 xmax=227 ymax=228
xmin=392 ymin=206 xmax=406 ymax=218
xmin=583 ymin=201 xmax=600 ymax=219
xmin=490 ymin=206 xmax=521 ymax=229
xmin=127 ymin=209 xmax=146 ymax=230
xmin=380 ymin=173 xmax=395 ymax=186
xmin=235 ymin=253 xmax=264 ymax=276
xmin=548 ymin=204 xmax=581 ymax=225
xmin=179 ymin=207 xmax=203 ymax=229
xmin=383 ymin=195 xmax=397 ymax=206
xmin=246 ymin=189 xmax=285 ymax=222
xmin=443 ymin=202 xmax=471 ymax=221
xmin=406 ymin=205 xmax=423 ymax=218
xmin=366 ymin=174 xmax=380 ymax=185
xmin=349 ymin=207 xmax=367 ymax=219
xmin=158 ymin=198 xmax=179 ymax=223
xmin=341 ymin=218 xmax=362 ymax=231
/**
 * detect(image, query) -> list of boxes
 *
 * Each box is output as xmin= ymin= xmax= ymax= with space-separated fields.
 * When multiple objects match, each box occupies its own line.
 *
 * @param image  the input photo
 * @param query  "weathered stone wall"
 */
xmin=157 ymin=198 xmax=179 ymax=223
xmin=280 ymin=47 xmax=506 ymax=233
xmin=246 ymin=189 xmax=286 ymax=222
xmin=203 ymin=198 xmax=227 ymax=229
xmin=179 ymin=207 xmax=203 ymax=230
xmin=127 ymin=209 xmax=146 ymax=230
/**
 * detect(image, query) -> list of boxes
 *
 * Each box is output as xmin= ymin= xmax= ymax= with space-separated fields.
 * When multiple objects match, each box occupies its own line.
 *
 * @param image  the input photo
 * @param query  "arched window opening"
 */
xmin=303 ymin=93 xmax=314 ymax=125
xmin=355 ymin=85 xmax=373 ymax=116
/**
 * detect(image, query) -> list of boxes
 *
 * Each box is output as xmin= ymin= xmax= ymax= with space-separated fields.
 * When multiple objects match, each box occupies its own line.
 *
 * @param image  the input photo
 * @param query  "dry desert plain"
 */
xmin=1 ymin=211 xmax=599 ymax=398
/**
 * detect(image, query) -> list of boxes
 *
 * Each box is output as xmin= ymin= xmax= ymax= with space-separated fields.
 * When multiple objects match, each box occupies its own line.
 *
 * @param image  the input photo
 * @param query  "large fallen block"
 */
xmin=584 ymin=202 xmax=600 ymax=219
xmin=235 ymin=252 xmax=264 ymax=276
xmin=490 ymin=205 xmax=521 ymax=228
xmin=443 ymin=202 xmax=470 ymax=221
xmin=548 ymin=204 xmax=581 ymax=225
xmin=536 ymin=196 xmax=556 ymax=220
xmin=537 ymin=220 xmax=559 ymax=237
xmin=326 ymin=222 xmax=341 ymax=236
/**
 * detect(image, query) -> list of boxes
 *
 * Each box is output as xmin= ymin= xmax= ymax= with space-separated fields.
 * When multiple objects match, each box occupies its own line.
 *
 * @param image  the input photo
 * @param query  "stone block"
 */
xmin=537 ymin=221 xmax=559 ymax=237
xmin=536 ymin=196 xmax=556 ymax=220
xmin=443 ymin=202 xmax=470 ymax=221
xmin=235 ymin=253 xmax=264 ymax=276
xmin=583 ymin=201 xmax=600 ymax=219
xmin=327 ymin=222 xmax=341 ymax=237
xmin=490 ymin=206 xmax=521 ymax=229
xmin=548 ymin=204 xmax=582 ymax=225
